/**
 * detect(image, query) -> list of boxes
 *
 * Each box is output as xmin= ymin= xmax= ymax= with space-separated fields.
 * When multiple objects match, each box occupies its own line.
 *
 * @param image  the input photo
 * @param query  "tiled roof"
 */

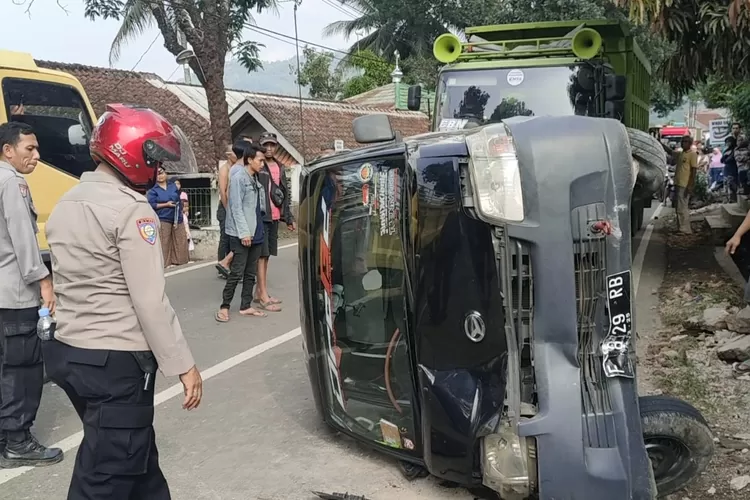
xmin=251 ymin=96 xmax=430 ymax=160
xmin=35 ymin=61 xmax=217 ymax=174
xmin=344 ymin=82 xmax=436 ymax=114
xmin=154 ymin=82 xmax=430 ymax=161
xmin=344 ymin=83 xmax=398 ymax=108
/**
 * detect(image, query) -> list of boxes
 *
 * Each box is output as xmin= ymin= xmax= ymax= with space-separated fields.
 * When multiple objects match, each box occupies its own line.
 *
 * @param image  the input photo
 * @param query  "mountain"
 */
xmin=223 ymin=56 xmax=307 ymax=96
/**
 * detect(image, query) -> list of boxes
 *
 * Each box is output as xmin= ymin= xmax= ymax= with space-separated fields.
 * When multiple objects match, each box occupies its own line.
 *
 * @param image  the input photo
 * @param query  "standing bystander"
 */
xmin=671 ymin=135 xmax=699 ymax=234
xmin=216 ymin=138 xmax=253 ymax=278
xmin=0 ymin=121 xmax=63 ymax=467
xmin=255 ymin=132 xmax=295 ymax=312
xmin=216 ymin=143 xmax=268 ymax=322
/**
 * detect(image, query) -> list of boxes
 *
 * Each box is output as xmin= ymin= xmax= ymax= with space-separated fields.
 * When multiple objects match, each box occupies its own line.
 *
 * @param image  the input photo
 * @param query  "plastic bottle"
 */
xmin=37 ymin=307 xmax=55 ymax=341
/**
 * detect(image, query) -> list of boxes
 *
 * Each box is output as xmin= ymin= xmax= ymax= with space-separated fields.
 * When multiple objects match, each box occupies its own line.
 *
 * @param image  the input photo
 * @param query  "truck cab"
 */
xmin=408 ymin=19 xmax=656 ymax=234
xmin=0 ymin=50 xmax=98 ymax=262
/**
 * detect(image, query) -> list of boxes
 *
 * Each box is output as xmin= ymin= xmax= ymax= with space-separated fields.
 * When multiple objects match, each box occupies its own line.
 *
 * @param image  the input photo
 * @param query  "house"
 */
xmin=35 ymin=59 xmax=430 ymax=230
xmin=343 ymin=62 xmax=437 ymax=116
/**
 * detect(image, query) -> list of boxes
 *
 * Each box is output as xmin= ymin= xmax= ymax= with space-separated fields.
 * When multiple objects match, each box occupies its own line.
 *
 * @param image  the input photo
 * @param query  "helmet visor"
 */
xmin=159 ymin=126 xmax=199 ymax=175
xmin=143 ymin=131 xmax=181 ymax=165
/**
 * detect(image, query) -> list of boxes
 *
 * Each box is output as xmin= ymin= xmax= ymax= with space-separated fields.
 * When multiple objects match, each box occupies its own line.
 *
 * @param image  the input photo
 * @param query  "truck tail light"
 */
xmin=465 ymin=124 xmax=524 ymax=223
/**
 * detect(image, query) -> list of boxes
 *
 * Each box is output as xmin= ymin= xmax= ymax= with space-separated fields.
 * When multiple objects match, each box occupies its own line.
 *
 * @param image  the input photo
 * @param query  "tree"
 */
xmin=81 ymin=0 xmax=275 ymax=163
xmin=291 ymin=46 xmax=344 ymax=100
xmin=401 ymin=55 xmax=441 ymax=90
xmin=456 ymin=86 xmax=489 ymax=119
xmin=323 ymin=0 xmax=454 ymax=62
xmin=490 ymin=98 xmax=533 ymax=122
xmin=612 ymin=1 xmax=750 ymax=93
xmin=331 ymin=0 xmax=686 ymax=116
xmin=341 ymin=50 xmax=393 ymax=99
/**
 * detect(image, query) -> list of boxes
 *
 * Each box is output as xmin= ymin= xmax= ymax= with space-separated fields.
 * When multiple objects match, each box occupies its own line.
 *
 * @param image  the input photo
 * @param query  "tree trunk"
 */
xmin=198 ymin=51 xmax=231 ymax=168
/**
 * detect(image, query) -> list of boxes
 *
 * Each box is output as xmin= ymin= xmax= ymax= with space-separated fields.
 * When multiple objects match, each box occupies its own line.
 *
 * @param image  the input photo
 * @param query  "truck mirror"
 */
xmin=605 ymin=75 xmax=627 ymax=101
xmin=605 ymin=100 xmax=626 ymax=121
xmin=353 ymin=114 xmax=396 ymax=144
xmin=407 ymin=85 xmax=422 ymax=111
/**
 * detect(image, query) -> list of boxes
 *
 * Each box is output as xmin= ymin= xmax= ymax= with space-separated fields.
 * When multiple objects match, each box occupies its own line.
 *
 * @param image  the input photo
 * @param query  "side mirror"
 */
xmin=353 ymin=114 xmax=396 ymax=144
xmin=407 ymin=85 xmax=422 ymax=111
xmin=605 ymin=74 xmax=627 ymax=100
xmin=604 ymin=75 xmax=627 ymax=121
xmin=605 ymin=100 xmax=626 ymax=120
xmin=68 ymin=124 xmax=88 ymax=146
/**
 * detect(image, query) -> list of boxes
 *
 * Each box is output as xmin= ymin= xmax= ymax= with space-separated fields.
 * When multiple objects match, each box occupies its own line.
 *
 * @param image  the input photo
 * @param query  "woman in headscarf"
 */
xmin=147 ymin=167 xmax=189 ymax=267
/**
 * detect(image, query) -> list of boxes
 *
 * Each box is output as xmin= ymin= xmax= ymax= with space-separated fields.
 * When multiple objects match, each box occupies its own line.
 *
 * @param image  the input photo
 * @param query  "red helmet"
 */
xmin=89 ymin=104 xmax=181 ymax=192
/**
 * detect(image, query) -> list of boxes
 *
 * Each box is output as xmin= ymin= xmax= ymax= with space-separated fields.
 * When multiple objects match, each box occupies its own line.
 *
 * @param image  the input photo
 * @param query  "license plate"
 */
xmin=601 ymin=270 xmax=634 ymax=379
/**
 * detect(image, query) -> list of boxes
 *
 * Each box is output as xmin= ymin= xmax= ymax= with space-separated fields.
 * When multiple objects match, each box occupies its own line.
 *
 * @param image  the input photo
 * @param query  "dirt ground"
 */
xmin=642 ymin=213 xmax=750 ymax=499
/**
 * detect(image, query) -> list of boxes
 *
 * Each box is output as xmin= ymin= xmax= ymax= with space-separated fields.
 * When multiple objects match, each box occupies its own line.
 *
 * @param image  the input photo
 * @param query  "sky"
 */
xmin=1 ymin=0 xmax=358 ymax=79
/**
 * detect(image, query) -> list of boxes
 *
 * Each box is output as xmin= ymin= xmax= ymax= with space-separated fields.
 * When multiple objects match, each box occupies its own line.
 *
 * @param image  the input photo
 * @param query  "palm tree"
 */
xmin=322 ymin=0 xmax=456 ymax=62
xmin=83 ymin=0 xmax=275 ymax=161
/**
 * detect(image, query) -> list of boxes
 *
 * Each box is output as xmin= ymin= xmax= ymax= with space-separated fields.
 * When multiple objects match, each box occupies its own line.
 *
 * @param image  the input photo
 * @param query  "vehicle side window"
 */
xmin=2 ymin=77 xmax=96 ymax=178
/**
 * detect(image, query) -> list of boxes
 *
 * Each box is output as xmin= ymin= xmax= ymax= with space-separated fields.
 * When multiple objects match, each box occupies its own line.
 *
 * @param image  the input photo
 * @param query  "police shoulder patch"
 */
xmin=18 ymin=182 xmax=28 ymax=197
xmin=136 ymin=217 xmax=158 ymax=245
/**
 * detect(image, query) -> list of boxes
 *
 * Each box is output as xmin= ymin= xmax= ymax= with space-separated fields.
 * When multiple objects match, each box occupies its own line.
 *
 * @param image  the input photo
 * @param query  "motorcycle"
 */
xmin=662 ymin=165 xmax=676 ymax=206
xmin=298 ymin=115 xmax=714 ymax=499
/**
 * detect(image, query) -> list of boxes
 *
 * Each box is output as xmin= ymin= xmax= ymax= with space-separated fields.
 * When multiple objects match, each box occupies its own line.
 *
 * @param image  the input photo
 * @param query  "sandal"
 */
xmin=215 ymin=309 xmax=230 ymax=323
xmin=254 ymin=297 xmax=283 ymax=305
xmin=215 ymin=264 xmax=230 ymax=278
xmin=239 ymin=307 xmax=267 ymax=317
xmin=255 ymin=300 xmax=282 ymax=312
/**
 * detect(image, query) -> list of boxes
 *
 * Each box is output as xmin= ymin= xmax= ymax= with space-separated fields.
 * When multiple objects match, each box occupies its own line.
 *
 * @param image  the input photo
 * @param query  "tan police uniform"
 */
xmin=0 ymin=160 xmax=57 ymax=462
xmin=41 ymin=170 xmax=195 ymax=499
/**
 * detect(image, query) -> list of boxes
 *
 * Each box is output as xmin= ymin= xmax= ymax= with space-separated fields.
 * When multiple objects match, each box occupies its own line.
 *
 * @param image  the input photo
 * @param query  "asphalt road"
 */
xmin=0 ymin=205 xmax=662 ymax=500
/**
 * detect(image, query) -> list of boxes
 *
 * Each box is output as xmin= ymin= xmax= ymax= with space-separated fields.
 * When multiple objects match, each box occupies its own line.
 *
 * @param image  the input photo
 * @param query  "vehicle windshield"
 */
xmin=309 ymin=156 xmax=418 ymax=453
xmin=2 ymin=77 xmax=96 ymax=178
xmin=436 ymin=65 xmax=590 ymax=129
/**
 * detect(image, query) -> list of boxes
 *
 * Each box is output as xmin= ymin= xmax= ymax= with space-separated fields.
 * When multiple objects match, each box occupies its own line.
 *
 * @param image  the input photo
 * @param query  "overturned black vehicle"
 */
xmin=297 ymin=114 xmax=714 ymax=499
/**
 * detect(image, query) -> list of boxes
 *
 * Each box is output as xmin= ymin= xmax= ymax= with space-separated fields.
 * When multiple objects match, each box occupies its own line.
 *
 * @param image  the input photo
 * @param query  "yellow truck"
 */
xmin=0 ymin=50 xmax=98 ymax=262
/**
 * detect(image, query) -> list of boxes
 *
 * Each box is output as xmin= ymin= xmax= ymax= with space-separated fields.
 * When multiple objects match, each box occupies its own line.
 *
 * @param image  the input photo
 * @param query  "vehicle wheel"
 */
xmin=639 ymin=395 xmax=714 ymax=498
xmin=627 ymin=128 xmax=667 ymax=197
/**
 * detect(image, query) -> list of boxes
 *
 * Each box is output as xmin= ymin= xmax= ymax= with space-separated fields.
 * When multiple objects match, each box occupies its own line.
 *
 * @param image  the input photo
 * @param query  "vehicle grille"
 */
xmin=507 ymin=238 xmax=535 ymax=407
xmin=571 ymin=205 xmax=615 ymax=448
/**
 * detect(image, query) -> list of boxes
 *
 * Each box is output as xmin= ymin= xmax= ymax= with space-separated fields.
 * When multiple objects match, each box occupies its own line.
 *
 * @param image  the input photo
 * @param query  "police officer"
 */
xmin=42 ymin=104 xmax=203 ymax=499
xmin=0 ymin=121 xmax=63 ymax=468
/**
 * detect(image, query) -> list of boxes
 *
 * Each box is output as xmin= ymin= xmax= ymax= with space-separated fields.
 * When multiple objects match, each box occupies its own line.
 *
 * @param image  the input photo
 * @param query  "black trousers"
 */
xmin=216 ymin=204 xmax=230 ymax=261
xmin=42 ymin=339 xmax=170 ymax=500
xmin=221 ymin=236 xmax=262 ymax=310
xmin=0 ymin=307 xmax=43 ymax=435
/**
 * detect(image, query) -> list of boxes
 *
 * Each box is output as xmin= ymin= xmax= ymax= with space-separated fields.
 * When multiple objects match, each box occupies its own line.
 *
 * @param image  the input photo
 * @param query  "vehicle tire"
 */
xmin=639 ymin=395 xmax=714 ymax=498
xmin=627 ymin=128 xmax=667 ymax=197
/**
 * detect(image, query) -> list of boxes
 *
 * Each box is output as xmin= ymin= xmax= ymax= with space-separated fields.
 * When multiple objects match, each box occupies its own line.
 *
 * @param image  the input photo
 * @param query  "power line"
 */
xmin=293 ymin=0 xmax=307 ymax=159
xmin=99 ymin=32 xmax=162 ymax=101
xmin=156 ymin=0 xmax=397 ymax=66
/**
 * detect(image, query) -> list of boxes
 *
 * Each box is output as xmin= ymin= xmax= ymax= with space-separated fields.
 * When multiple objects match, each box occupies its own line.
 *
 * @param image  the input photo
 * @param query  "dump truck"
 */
xmin=0 ymin=50 xmax=98 ymax=262
xmin=407 ymin=19 xmax=666 ymax=236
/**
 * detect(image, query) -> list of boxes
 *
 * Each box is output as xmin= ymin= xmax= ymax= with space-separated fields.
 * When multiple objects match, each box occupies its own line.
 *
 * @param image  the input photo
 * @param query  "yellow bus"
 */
xmin=0 ymin=50 xmax=98 ymax=262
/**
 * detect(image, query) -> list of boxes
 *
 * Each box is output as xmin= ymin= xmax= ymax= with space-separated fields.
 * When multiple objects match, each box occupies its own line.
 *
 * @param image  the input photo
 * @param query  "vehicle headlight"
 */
xmin=465 ymin=124 xmax=524 ymax=223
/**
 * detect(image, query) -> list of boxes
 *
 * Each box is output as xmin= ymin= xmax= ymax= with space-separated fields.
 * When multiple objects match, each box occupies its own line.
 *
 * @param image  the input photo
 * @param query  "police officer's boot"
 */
xmin=0 ymin=431 xmax=64 ymax=468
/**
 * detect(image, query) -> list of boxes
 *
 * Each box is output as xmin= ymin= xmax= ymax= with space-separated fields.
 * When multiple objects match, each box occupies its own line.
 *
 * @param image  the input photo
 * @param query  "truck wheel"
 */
xmin=639 ymin=395 xmax=714 ymax=498
xmin=627 ymin=128 xmax=667 ymax=198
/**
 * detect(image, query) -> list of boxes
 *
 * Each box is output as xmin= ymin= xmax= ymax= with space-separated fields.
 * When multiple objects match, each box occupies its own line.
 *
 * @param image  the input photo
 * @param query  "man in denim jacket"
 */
xmin=216 ymin=143 xmax=268 ymax=322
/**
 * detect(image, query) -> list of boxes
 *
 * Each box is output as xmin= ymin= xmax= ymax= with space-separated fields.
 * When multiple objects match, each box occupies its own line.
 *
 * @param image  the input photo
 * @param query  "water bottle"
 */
xmin=37 ymin=307 xmax=55 ymax=341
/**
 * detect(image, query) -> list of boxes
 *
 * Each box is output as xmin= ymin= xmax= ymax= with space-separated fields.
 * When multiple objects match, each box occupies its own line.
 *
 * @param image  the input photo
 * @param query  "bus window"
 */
xmin=2 ymin=77 xmax=96 ymax=178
